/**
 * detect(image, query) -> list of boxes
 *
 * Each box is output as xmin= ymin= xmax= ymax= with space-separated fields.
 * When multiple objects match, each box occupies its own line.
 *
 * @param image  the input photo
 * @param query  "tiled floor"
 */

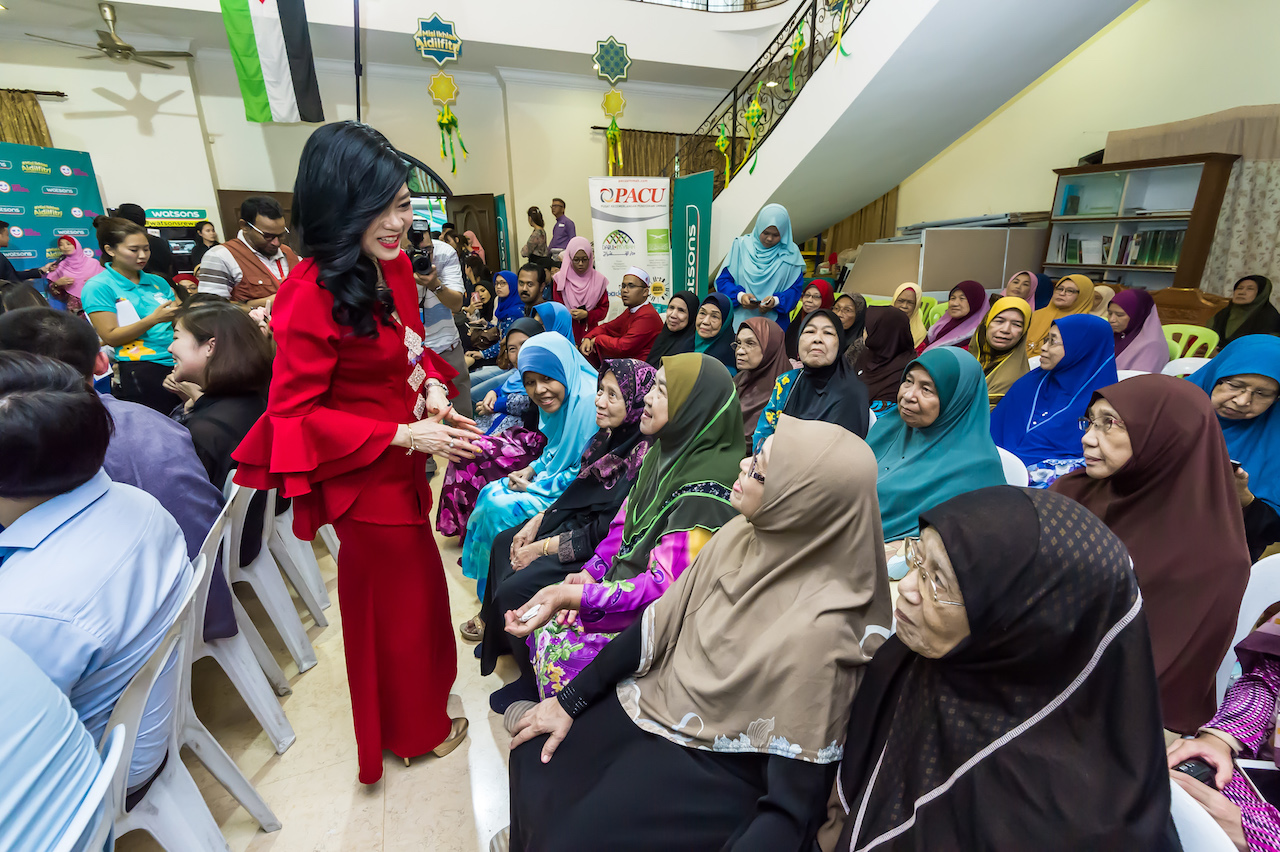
xmin=117 ymin=477 xmax=516 ymax=852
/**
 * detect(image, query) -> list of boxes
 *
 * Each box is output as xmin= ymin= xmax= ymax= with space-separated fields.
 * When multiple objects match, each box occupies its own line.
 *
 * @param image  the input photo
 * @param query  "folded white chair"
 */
xmin=1215 ymin=554 xmax=1280 ymax=704
xmin=52 ymin=725 xmax=124 ymax=852
xmin=1168 ymin=774 xmax=1238 ymax=851
xmin=996 ymin=447 xmax=1029 ymax=487
xmin=269 ymin=502 xmax=331 ymax=618
xmin=319 ymin=524 xmax=341 ymax=560
xmin=1116 ymin=369 xmax=1149 ymax=380
xmin=226 ymin=485 xmax=318 ymax=674
xmin=1162 ymin=357 xmax=1212 ymax=378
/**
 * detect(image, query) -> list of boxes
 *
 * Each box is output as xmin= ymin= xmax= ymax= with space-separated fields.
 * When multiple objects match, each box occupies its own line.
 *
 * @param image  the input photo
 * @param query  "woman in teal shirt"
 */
xmin=83 ymin=217 xmax=182 ymax=412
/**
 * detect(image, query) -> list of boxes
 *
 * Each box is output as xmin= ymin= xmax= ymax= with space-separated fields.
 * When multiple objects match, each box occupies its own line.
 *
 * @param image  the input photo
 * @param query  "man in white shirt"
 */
xmin=410 ymin=226 xmax=470 ymax=417
xmin=196 ymin=196 xmax=298 ymax=308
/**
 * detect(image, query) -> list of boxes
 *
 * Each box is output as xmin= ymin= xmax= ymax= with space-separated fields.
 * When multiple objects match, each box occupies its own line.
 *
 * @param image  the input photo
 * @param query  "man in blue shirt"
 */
xmin=0 ymin=352 xmax=192 ymax=788
xmin=547 ymin=197 xmax=577 ymax=262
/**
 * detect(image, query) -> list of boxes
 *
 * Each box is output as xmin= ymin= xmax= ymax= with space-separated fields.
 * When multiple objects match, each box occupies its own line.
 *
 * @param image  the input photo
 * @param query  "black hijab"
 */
xmin=855 ymin=306 xmax=916 ymax=405
xmin=1210 ymin=275 xmax=1280 ymax=345
xmin=835 ymin=487 xmax=1178 ymax=852
xmin=646 ymin=291 xmax=700 ymax=366
xmin=783 ymin=309 xmax=870 ymax=438
xmin=471 ymin=280 xmax=496 ymax=322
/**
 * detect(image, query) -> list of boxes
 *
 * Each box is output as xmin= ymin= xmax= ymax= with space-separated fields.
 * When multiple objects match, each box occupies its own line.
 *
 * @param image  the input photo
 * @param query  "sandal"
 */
xmin=432 ymin=716 xmax=470 ymax=758
xmin=459 ymin=614 xmax=484 ymax=643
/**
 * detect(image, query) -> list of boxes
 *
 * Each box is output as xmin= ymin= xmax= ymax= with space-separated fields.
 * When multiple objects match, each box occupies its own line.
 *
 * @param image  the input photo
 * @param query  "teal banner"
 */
xmin=671 ymin=170 xmax=713 ymax=298
xmin=494 ymin=193 xmax=510 ymax=272
xmin=0 ymin=141 xmax=106 ymax=271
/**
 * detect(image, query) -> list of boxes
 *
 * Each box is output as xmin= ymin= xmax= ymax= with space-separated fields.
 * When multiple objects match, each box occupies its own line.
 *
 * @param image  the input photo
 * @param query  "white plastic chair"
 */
xmin=1215 ymin=554 xmax=1280 ymax=704
xmin=867 ymin=408 xmax=877 ymax=428
xmin=269 ymin=502 xmax=332 ymax=616
xmin=318 ymin=525 xmax=341 ymax=561
xmin=1028 ymin=355 xmax=1041 ymax=370
xmin=996 ymin=447 xmax=1029 ymax=486
xmin=103 ymin=556 xmax=233 ymax=852
xmin=226 ymin=485 xmax=318 ymax=674
xmin=52 ymin=725 xmax=124 ymax=852
xmin=1116 ymin=369 xmax=1149 ymax=380
xmin=1163 ymin=357 xmax=1212 ymax=378
xmin=1168 ymin=774 xmax=1238 ymax=851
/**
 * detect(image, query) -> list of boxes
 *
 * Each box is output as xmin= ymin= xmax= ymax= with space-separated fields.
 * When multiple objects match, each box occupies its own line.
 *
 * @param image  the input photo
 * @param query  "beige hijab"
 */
xmin=892 ymin=282 xmax=928 ymax=346
xmin=1092 ymin=284 xmax=1116 ymax=317
xmin=617 ymin=415 xmax=892 ymax=763
xmin=1027 ymin=274 xmax=1096 ymax=356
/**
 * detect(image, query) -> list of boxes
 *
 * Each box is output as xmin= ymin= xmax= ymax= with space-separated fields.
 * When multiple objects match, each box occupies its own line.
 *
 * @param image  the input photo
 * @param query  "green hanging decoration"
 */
xmin=737 ymin=82 xmax=764 ymax=176
xmin=437 ymin=104 xmax=468 ymax=175
xmin=714 ymin=122 xmax=731 ymax=186
xmin=788 ymin=20 xmax=806 ymax=92
xmin=606 ymin=116 xmax=623 ymax=176
xmin=833 ymin=0 xmax=852 ymax=61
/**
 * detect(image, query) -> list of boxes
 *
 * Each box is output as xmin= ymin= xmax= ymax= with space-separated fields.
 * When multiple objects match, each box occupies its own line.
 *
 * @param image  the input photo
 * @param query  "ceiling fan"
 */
xmin=26 ymin=2 xmax=194 ymax=69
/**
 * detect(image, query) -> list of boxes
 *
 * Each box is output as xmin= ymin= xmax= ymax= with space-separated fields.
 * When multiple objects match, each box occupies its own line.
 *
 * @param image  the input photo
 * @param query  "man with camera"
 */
xmin=408 ymin=226 xmax=471 ymax=421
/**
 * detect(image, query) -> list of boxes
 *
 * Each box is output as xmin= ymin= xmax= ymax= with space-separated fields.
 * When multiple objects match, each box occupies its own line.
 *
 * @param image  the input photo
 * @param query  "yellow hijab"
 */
xmin=968 ymin=297 xmax=1033 ymax=409
xmin=892 ymin=282 xmax=928 ymax=346
xmin=1026 ymin=274 xmax=1095 ymax=356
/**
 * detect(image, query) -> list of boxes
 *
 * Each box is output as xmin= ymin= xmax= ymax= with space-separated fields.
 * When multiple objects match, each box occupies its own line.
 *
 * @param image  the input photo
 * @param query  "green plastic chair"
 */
xmin=1164 ymin=324 xmax=1219 ymax=358
xmin=924 ymin=303 xmax=949 ymax=327
xmin=919 ymin=296 xmax=938 ymax=316
xmin=863 ymin=295 xmax=892 ymax=306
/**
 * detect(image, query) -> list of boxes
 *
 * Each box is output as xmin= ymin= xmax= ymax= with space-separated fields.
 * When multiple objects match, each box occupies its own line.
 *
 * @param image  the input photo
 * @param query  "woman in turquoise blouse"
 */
xmin=82 ymin=217 xmax=182 ymax=413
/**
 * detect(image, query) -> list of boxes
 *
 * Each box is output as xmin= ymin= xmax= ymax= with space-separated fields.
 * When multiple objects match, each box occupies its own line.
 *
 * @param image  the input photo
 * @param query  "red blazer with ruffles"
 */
xmin=232 ymin=252 xmax=456 ymax=539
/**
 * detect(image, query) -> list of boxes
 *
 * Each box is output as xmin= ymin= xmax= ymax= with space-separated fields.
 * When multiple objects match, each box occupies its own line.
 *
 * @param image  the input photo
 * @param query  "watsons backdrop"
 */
xmin=0 ymin=141 xmax=106 ymax=268
xmin=589 ymin=176 xmax=670 ymax=314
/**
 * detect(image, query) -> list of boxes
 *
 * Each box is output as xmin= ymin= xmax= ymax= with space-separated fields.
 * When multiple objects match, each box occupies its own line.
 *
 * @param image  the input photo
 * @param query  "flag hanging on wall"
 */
xmin=220 ymin=0 xmax=324 ymax=123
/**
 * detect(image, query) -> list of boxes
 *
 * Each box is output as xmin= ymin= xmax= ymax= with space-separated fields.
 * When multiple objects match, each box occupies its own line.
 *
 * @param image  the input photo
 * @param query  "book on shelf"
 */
xmin=1066 ymin=237 xmax=1081 ymax=265
xmin=1060 ymin=185 xmax=1081 ymax=216
xmin=1101 ymin=235 xmax=1113 ymax=264
xmin=1080 ymin=238 xmax=1104 ymax=265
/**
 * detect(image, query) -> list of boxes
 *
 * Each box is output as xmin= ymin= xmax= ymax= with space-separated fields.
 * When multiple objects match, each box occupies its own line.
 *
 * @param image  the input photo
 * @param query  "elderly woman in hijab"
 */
xmin=733 ymin=317 xmax=792 ymax=447
xmin=753 ymin=310 xmax=870 ymax=449
xmin=1189 ymin=335 xmax=1280 ymax=560
xmin=550 ymin=237 xmax=610 ymax=342
xmin=505 ymin=353 xmax=744 ymax=701
xmin=715 ymin=203 xmax=806 ymax=330
xmin=891 ymin=282 xmax=928 ymax=347
xmin=1108 ymin=288 xmax=1169 ymax=373
xmin=969 ymin=296 xmax=1033 ymax=408
xmin=1211 ymin=275 xmax=1280 ymax=346
xmin=855 ymin=306 xmax=916 ymax=412
xmin=1026 ymin=274 xmax=1097 ymax=356
xmin=1052 ymin=375 xmax=1251 ymax=735
xmin=505 ymin=417 xmax=892 ymax=852
xmin=831 ymin=486 xmax=1180 ymax=851
xmin=867 ymin=348 xmax=1005 ymax=574
xmin=646 ymin=290 xmax=699 ymax=367
xmin=920 ymin=280 xmax=989 ymax=354
xmin=784 ymin=279 xmax=835 ymax=360
xmin=478 ymin=359 xmax=657 ymax=712
xmin=833 ymin=292 xmax=867 ymax=361
xmin=1092 ymin=284 xmax=1116 ymax=317
xmin=45 ymin=236 xmax=104 ymax=315
xmin=992 ymin=314 xmax=1117 ymax=485
xmin=693 ymin=292 xmax=738 ymax=374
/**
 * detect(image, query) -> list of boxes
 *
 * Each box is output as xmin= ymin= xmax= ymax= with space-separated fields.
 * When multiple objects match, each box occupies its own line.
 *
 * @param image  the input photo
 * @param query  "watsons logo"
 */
xmin=0 ymin=205 xmax=24 ymax=215
xmin=42 ymin=186 xmax=76 ymax=196
xmin=34 ymin=205 xmax=62 ymax=218
xmin=0 ymin=160 xmax=11 ymax=170
xmin=21 ymin=161 xmax=51 ymax=175
xmin=1 ymin=249 xmax=37 ymax=260
xmin=597 ymin=185 xmax=666 ymax=205
xmin=54 ymin=227 xmax=90 ymax=236
xmin=684 ymin=207 xmax=701 ymax=285
xmin=145 ymin=208 xmax=206 ymax=220
xmin=600 ymin=229 xmax=637 ymax=259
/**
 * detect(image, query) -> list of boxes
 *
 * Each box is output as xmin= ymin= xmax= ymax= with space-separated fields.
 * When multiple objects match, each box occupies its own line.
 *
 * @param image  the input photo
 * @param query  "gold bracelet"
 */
xmin=542 ymin=539 xmax=551 ymax=556
xmin=404 ymin=427 xmax=416 ymax=456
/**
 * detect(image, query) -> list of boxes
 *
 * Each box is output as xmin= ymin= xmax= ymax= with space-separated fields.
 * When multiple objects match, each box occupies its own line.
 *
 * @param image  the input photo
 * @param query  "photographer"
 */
xmin=408 ymin=226 xmax=471 ymax=416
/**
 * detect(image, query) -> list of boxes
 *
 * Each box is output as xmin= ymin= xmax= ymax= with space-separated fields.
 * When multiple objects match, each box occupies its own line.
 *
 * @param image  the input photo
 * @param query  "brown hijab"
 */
xmin=1051 ymin=374 xmax=1251 ymax=733
xmin=617 ymin=415 xmax=892 ymax=762
xmin=733 ymin=317 xmax=791 ymax=447
xmin=855 ymin=306 xmax=916 ymax=404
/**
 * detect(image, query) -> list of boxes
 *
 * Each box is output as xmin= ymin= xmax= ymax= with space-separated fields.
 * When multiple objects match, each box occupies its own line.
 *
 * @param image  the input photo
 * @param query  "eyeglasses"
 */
xmin=245 ymin=220 xmax=289 ymax=243
xmin=747 ymin=453 xmax=766 ymax=484
xmin=903 ymin=538 xmax=963 ymax=607
xmin=1220 ymin=379 xmax=1278 ymax=403
xmin=1078 ymin=415 xmax=1125 ymax=434
xmin=730 ymin=340 xmax=760 ymax=351
xmin=619 ymin=281 xmax=648 ymax=291
xmin=1054 ymin=285 xmax=1079 ymax=296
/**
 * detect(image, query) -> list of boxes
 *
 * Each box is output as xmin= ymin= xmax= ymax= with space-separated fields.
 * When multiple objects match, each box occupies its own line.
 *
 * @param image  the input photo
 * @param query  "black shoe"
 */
xmin=489 ymin=677 xmax=539 ymax=715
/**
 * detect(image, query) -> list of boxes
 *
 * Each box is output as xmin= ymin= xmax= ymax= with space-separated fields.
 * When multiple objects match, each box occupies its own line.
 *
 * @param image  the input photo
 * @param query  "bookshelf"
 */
xmin=1039 ymin=153 xmax=1238 ymax=291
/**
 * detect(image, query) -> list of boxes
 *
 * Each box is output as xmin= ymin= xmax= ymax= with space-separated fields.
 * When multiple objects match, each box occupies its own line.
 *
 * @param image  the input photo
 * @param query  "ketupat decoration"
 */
xmin=736 ymin=82 xmax=764 ymax=176
xmin=788 ymin=20 xmax=806 ymax=91
xmin=715 ymin=122 xmax=731 ymax=186
xmin=832 ymin=0 xmax=853 ymax=61
xmin=602 ymin=87 xmax=627 ymax=176
xmin=429 ymin=71 xmax=467 ymax=174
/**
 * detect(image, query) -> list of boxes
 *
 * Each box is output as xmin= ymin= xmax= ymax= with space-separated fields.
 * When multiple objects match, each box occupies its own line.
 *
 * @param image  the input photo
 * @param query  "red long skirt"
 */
xmin=331 ymin=516 xmax=457 ymax=784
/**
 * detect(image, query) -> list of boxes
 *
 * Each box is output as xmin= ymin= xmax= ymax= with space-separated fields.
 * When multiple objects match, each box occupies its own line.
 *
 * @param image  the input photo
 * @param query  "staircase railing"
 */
xmin=661 ymin=0 xmax=871 ymax=197
xmin=628 ymin=0 xmax=792 ymax=10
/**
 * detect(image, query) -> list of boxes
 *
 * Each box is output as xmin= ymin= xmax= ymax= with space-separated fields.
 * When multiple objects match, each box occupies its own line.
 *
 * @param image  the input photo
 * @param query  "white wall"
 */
xmin=896 ymin=0 xmax=1280 ymax=228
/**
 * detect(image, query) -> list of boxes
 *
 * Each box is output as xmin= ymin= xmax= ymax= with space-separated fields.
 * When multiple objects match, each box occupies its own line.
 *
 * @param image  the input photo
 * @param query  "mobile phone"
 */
xmin=1231 ymin=459 xmax=1242 ymax=472
xmin=1173 ymin=758 xmax=1218 ymax=790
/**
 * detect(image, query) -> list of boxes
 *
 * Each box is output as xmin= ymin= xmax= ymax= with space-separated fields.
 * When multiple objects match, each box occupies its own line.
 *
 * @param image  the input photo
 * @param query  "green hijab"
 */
xmin=609 ymin=352 xmax=745 ymax=581
xmin=866 ymin=347 xmax=1006 ymax=540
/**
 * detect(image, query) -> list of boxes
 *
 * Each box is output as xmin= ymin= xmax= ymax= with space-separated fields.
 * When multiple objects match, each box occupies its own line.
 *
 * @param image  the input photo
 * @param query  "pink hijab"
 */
xmin=49 ymin=236 xmax=104 ymax=298
xmin=464 ymin=230 xmax=486 ymax=263
xmin=922 ymin=280 xmax=990 ymax=352
xmin=552 ymin=235 xmax=609 ymax=310
xmin=1111 ymin=288 xmax=1169 ymax=373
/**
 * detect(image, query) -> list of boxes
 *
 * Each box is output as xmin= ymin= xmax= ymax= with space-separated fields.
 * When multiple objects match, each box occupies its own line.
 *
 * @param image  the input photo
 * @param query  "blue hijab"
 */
xmin=867 ymin=347 xmax=1006 ymax=540
xmin=515 ymin=334 xmax=601 ymax=500
xmin=533 ymin=300 xmax=575 ymax=342
xmin=1032 ymin=273 xmax=1056 ymax=310
xmin=725 ymin=203 xmax=805 ymax=328
xmin=1189 ymin=334 xmax=1280 ymax=511
xmin=493 ymin=271 xmax=524 ymax=323
xmin=991 ymin=314 xmax=1117 ymax=466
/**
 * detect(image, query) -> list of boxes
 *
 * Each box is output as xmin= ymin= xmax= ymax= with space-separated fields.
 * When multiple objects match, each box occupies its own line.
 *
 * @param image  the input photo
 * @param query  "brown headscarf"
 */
xmin=1051 ymin=374 xmax=1251 ymax=733
xmin=1026 ymin=274 xmax=1096 ymax=356
xmin=855 ymin=306 xmax=916 ymax=405
xmin=733 ymin=317 xmax=792 ymax=447
xmin=968 ymin=296 xmax=1033 ymax=409
xmin=617 ymin=415 xmax=892 ymax=763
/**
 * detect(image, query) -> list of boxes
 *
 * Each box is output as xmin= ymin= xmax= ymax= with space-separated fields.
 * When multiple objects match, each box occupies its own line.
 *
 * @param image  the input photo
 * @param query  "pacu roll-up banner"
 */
xmin=0 ymin=141 xmax=106 ymax=271
xmin=671 ymin=170 xmax=713 ymax=299
xmin=588 ymin=176 xmax=670 ymax=315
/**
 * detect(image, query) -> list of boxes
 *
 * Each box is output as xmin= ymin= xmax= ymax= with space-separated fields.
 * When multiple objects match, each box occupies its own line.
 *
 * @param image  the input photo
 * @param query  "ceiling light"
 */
xmin=765 ymin=80 xmax=778 ymax=87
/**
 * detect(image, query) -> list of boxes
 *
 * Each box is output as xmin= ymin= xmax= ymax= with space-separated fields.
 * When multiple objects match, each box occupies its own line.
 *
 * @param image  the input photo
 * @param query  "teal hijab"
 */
xmin=533 ymin=300 xmax=575 ymax=342
xmin=866 ymin=347 xmax=1007 ymax=540
xmin=516 ymin=334 xmax=601 ymax=500
xmin=725 ymin=203 xmax=806 ymax=329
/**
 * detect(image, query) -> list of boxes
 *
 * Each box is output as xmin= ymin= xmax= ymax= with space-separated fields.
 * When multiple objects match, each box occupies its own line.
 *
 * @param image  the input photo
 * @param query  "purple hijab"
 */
xmin=1111 ymin=289 xmax=1168 ymax=373
xmin=923 ymin=280 xmax=990 ymax=351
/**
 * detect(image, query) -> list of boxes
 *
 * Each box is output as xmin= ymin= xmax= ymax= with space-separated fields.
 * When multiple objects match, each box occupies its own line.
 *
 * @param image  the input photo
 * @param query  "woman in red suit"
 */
xmin=233 ymin=121 xmax=482 ymax=785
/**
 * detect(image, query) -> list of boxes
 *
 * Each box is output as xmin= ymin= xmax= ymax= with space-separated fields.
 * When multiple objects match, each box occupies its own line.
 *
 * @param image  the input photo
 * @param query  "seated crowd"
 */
xmin=7 ymin=189 xmax=1280 ymax=852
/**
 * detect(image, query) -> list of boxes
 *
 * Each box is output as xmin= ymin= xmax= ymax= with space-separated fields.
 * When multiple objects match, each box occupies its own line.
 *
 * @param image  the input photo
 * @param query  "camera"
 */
xmin=410 ymin=245 xmax=434 ymax=276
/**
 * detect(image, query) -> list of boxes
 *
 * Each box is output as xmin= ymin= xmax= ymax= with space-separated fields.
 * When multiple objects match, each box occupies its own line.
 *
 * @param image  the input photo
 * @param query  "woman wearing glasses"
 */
xmin=504 ymin=417 xmax=892 ymax=852
xmin=832 ymin=486 xmax=1180 ymax=851
xmin=1025 ymin=273 xmax=1096 ymax=356
xmin=1052 ymin=375 xmax=1251 ymax=735
xmin=732 ymin=317 xmax=792 ymax=448
xmin=1189 ymin=335 xmax=1280 ymax=560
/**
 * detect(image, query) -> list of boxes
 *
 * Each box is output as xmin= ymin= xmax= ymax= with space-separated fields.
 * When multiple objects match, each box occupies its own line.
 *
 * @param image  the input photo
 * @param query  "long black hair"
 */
xmin=292 ymin=121 xmax=410 ymax=337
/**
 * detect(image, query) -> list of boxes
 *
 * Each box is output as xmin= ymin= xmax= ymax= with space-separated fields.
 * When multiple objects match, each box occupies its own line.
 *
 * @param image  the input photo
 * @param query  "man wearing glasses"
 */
xmin=196 ymin=196 xmax=299 ymax=309
xmin=578 ymin=266 xmax=662 ymax=366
